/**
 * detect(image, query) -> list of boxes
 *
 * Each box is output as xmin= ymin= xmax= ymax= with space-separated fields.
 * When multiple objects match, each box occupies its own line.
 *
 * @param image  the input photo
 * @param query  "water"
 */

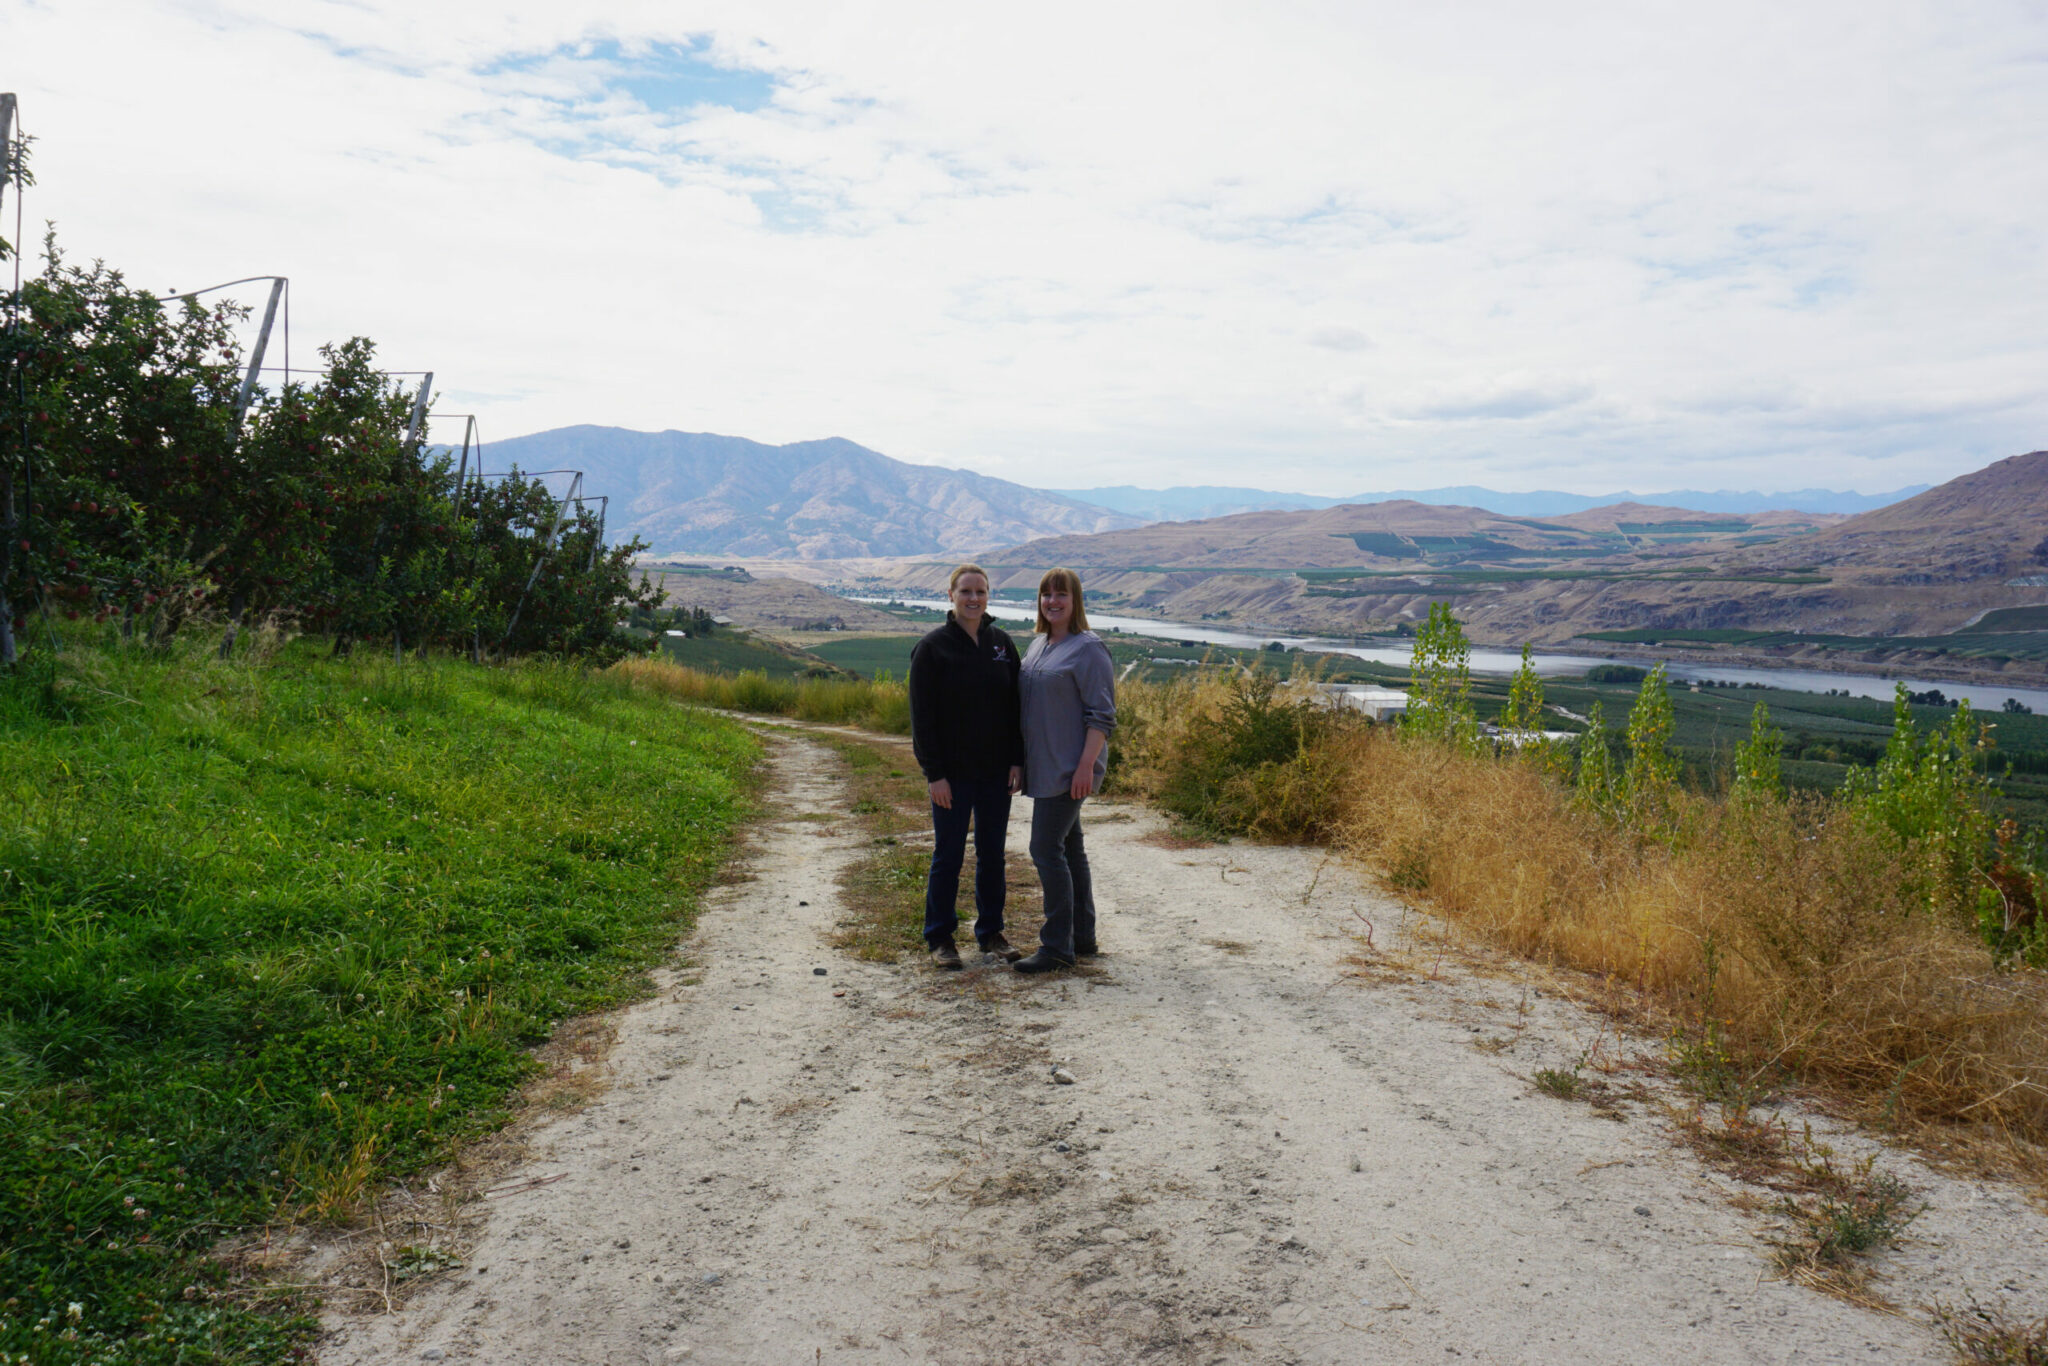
xmin=856 ymin=597 xmax=2048 ymax=714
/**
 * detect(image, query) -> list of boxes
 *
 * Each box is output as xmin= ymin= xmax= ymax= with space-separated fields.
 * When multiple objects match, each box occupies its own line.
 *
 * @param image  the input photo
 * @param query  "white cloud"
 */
xmin=1307 ymin=325 xmax=1373 ymax=353
xmin=1389 ymin=379 xmax=1597 ymax=424
xmin=5 ymin=0 xmax=2046 ymax=497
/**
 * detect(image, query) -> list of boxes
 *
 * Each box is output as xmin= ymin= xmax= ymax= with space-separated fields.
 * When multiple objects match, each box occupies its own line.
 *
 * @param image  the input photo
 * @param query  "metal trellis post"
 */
xmin=231 ymin=277 xmax=286 ymax=429
xmin=404 ymin=372 xmax=434 ymax=448
xmin=0 ymin=94 xmax=15 ymax=219
xmin=500 ymin=471 xmax=582 ymax=646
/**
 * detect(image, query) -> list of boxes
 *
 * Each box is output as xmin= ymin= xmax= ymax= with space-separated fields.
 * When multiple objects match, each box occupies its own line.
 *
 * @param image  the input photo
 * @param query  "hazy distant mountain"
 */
xmin=1055 ymin=483 xmax=1931 ymax=520
xmin=479 ymin=426 xmax=1140 ymax=558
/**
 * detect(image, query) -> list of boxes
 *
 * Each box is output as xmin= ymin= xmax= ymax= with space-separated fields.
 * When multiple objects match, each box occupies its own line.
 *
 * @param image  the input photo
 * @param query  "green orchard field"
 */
xmin=799 ymin=634 xmax=921 ymax=680
xmin=0 ymin=639 xmax=757 ymax=1363
xmin=656 ymin=628 xmax=834 ymax=678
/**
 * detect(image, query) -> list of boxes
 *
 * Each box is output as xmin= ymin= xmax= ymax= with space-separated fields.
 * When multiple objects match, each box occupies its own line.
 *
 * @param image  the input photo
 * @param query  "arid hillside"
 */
xmin=1736 ymin=450 xmax=2048 ymax=582
xmin=931 ymin=452 xmax=2048 ymax=678
xmin=990 ymin=498 xmax=1837 ymax=571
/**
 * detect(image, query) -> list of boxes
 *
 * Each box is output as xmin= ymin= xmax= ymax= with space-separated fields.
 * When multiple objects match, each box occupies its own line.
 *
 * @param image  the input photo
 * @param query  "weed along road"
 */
xmin=321 ymin=731 xmax=2046 ymax=1365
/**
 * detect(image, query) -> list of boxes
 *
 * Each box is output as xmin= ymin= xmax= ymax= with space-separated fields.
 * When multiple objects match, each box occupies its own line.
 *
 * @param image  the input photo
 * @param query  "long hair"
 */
xmin=1034 ymin=566 xmax=1090 ymax=635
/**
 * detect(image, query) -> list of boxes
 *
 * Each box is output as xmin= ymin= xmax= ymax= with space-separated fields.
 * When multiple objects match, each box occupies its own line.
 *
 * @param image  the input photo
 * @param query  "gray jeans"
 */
xmin=1029 ymin=795 xmax=1094 ymax=960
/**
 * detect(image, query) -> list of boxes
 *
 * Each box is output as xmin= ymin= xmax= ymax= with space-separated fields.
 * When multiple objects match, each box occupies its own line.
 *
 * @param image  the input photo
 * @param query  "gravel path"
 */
xmin=320 ymin=730 xmax=2047 ymax=1364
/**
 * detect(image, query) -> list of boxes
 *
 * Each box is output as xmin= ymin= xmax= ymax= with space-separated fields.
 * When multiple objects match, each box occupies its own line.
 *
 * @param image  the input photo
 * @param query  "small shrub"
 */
xmin=1148 ymin=670 xmax=1347 ymax=839
xmin=1932 ymin=1296 xmax=2048 ymax=1365
xmin=1772 ymin=1166 xmax=1921 ymax=1300
xmin=1671 ymin=1015 xmax=1751 ymax=1107
xmin=1978 ymin=819 xmax=2048 ymax=969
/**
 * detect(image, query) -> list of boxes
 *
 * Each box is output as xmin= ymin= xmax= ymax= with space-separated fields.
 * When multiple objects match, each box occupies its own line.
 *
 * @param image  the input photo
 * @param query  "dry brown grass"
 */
xmin=1136 ymin=829 xmax=1215 ymax=850
xmin=1116 ymin=674 xmax=2048 ymax=1152
xmin=1932 ymin=1296 xmax=2048 ymax=1364
xmin=609 ymin=655 xmax=911 ymax=731
xmin=1665 ymin=1107 xmax=1926 ymax=1308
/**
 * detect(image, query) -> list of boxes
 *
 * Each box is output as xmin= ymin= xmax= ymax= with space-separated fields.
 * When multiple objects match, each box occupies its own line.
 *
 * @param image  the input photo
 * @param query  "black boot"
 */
xmin=1013 ymin=947 xmax=1074 ymax=974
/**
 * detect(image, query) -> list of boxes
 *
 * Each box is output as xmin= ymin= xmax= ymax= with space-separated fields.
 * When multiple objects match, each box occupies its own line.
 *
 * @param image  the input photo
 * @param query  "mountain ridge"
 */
xmin=474 ymin=426 xmax=1140 ymax=558
xmin=1051 ymin=483 xmax=1931 ymax=522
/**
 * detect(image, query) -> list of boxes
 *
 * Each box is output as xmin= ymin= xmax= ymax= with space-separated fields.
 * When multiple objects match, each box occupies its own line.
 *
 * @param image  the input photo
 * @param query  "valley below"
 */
xmin=652 ymin=450 xmax=2048 ymax=692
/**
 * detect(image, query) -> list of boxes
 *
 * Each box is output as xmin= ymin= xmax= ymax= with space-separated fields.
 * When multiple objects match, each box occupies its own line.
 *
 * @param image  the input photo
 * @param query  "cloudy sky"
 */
xmin=8 ymin=1 xmax=2046 ymax=494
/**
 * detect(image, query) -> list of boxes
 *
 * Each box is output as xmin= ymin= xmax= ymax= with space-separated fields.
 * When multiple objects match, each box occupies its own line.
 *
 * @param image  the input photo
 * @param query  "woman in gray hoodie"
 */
xmin=1014 ymin=567 xmax=1116 ymax=973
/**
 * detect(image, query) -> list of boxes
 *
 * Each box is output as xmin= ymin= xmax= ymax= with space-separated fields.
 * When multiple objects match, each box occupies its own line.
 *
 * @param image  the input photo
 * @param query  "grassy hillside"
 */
xmin=0 ymin=639 xmax=757 ymax=1363
xmin=656 ymin=628 xmax=839 ymax=678
xmin=802 ymin=634 xmax=920 ymax=679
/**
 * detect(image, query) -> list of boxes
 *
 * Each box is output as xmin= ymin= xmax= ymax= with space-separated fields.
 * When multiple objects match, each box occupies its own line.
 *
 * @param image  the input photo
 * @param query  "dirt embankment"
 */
xmin=320 ymin=732 xmax=2047 ymax=1365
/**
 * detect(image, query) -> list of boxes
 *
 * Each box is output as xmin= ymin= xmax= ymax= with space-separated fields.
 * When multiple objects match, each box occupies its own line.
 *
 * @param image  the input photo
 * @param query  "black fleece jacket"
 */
xmin=907 ymin=614 xmax=1025 ymax=784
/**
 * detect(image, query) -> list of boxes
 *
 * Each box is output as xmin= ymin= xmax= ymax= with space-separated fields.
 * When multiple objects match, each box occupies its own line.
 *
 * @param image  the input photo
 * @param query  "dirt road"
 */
xmin=321 ymin=731 xmax=2047 ymax=1364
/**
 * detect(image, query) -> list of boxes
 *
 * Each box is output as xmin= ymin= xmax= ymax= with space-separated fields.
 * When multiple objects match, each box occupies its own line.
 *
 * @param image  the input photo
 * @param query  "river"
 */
xmin=855 ymin=597 xmax=2048 ymax=714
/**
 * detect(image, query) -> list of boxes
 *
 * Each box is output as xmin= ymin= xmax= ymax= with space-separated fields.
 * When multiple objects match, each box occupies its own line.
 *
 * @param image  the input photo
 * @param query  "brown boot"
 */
xmin=978 ymin=933 xmax=1024 ymax=963
xmin=931 ymin=942 xmax=963 ymax=971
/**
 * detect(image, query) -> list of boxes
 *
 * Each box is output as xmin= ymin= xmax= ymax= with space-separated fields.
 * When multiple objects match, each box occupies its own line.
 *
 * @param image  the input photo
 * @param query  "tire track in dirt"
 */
xmin=320 ymin=729 xmax=2045 ymax=1364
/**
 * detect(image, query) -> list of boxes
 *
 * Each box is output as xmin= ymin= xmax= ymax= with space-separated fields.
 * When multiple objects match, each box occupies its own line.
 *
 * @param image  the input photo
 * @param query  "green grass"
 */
xmin=800 ymin=635 xmax=921 ymax=680
xmin=1337 ymin=532 xmax=1420 ymax=559
xmin=0 ymin=637 xmax=758 ymax=1362
xmin=857 ymin=601 xmax=949 ymax=625
xmin=611 ymin=657 xmax=913 ymax=733
xmin=1959 ymin=607 xmax=2048 ymax=635
xmin=656 ymin=630 xmax=833 ymax=678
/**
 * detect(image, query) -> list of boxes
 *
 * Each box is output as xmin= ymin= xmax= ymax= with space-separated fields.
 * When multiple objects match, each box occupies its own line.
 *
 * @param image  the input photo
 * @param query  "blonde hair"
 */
xmin=947 ymin=563 xmax=990 ymax=593
xmin=1034 ymin=566 xmax=1090 ymax=635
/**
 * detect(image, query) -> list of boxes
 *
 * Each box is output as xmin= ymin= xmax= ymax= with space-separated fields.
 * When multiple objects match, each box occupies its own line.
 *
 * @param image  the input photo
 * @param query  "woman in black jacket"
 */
xmin=907 ymin=563 xmax=1025 ymax=969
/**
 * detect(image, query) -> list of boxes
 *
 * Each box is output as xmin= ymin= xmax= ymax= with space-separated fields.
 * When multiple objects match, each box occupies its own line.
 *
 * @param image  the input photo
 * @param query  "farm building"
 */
xmin=1312 ymin=684 xmax=1409 ymax=722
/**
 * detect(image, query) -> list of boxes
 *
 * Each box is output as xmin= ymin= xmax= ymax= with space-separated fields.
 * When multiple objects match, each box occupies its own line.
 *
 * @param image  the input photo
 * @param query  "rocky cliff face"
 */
xmin=478 ymin=427 xmax=1141 ymax=558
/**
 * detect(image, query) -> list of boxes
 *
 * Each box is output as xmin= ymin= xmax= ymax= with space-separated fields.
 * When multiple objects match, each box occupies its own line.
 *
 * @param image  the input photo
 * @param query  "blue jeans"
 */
xmin=1029 ymin=795 xmax=1094 ymax=961
xmin=924 ymin=777 xmax=1012 ymax=948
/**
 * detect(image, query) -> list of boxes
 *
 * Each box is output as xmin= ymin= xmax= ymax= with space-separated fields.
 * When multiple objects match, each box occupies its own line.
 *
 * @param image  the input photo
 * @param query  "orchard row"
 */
xmin=0 ymin=233 xmax=660 ymax=665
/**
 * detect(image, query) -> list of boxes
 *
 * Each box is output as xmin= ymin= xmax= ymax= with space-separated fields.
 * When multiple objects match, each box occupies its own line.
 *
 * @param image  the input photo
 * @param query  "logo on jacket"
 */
xmin=991 ymin=644 xmax=1009 ymax=661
